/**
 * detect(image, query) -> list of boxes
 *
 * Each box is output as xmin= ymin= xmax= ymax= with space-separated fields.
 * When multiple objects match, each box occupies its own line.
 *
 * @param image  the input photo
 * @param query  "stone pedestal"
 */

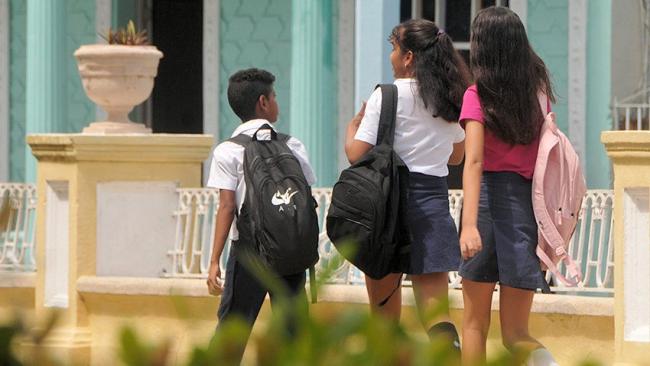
xmin=602 ymin=131 xmax=650 ymax=365
xmin=25 ymin=133 xmax=213 ymax=365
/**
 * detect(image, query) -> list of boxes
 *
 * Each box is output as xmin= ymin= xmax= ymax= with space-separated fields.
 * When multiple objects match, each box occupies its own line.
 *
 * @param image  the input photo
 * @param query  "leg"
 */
xmin=411 ymin=272 xmax=452 ymax=328
xmin=365 ymin=273 xmax=403 ymax=321
xmin=498 ymin=286 xmax=543 ymax=353
xmin=461 ymin=279 xmax=496 ymax=366
xmin=215 ymin=251 xmax=267 ymax=362
xmin=269 ymin=271 xmax=308 ymax=339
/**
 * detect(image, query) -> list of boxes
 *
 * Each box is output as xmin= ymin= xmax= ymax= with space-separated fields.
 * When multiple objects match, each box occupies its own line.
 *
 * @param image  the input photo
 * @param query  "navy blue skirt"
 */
xmin=458 ymin=172 xmax=550 ymax=292
xmin=405 ymin=172 xmax=461 ymax=274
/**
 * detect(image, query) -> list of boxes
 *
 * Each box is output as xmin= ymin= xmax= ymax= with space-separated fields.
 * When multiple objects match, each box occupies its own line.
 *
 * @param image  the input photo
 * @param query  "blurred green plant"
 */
xmin=111 ymin=242 xmax=603 ymax=366
xmin=0 ymin=242 xmax=607 ymax=365
xmin=0 ymin=311 xmax=61 ymax=366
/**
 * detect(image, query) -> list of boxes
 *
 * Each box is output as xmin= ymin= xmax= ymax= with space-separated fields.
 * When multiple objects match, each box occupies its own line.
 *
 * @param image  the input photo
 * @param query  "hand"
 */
xmin=460 ymin=226 xmax=482 ymax=260
xmin=206 ymin=262 xmax=223 ymax=296
xmin=350 ymin=101 xmax=367 ymax=128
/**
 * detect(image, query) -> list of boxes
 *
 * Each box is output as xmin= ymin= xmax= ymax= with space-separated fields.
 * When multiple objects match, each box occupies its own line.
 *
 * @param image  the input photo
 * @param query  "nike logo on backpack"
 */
xmin=271 ymin=187 xmax=298 ymax=206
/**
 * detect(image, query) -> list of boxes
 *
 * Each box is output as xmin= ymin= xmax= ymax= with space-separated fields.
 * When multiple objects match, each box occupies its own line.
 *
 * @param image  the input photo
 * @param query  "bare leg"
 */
xmin=498 ymin=286 xmax=545 ymax=354
xmin=411 ymin=272 xmax=452 ymax=329
xmin=461 ymin=279 xmax=496 ymax=366
xmin=365 ymin=273 xmax=402 ymax=321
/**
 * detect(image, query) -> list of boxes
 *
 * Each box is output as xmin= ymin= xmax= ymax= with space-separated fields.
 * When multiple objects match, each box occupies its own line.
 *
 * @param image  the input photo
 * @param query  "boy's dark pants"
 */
xmin=216 ymin=244 xmax=307 ymax=341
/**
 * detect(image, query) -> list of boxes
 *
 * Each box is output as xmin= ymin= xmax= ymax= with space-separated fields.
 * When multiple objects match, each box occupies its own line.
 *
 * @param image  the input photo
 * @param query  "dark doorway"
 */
xmin=151 ymin=0 xmax=203 ymax=133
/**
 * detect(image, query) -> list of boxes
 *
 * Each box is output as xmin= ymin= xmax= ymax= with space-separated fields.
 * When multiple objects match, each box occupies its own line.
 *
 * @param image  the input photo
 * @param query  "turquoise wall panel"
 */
xmin=65 ymin=0 xmax=96 ymax=133
xmin=527 ymin=0 xmax=569 ymax=133
xmin=586 ymin=0 xmax=612 ymax=188
xmin=9 ymin=0 xmax=26 ymax=182
xmin=9 ymin=0 xmax=96 ymax=182
xmin=219 ymin=0 xmax=293 ymax=141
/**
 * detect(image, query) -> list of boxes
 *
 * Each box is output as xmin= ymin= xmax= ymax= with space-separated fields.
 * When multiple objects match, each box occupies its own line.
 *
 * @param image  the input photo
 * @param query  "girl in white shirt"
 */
xmin=345 ymin=19 xmax=470 ymax=352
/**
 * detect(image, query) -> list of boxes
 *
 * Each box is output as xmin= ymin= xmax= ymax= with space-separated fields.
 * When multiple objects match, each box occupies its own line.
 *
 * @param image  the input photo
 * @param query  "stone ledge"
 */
xmin=27 ymin=133 xmax=214 ymax=163
xmin=76 ymin=277 xmax=613 ymax=317
xmin=318 ymin=284 xmax=613 ymax=317
xmin=0 ymin=272 xmax=36 ymax=288
xmin=77 ymin=276 xmax=212 ymax=297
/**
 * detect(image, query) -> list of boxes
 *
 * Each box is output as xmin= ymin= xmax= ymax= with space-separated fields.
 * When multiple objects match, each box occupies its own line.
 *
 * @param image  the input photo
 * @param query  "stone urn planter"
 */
xmin=74 ymin=44 xmax=163 ymax=134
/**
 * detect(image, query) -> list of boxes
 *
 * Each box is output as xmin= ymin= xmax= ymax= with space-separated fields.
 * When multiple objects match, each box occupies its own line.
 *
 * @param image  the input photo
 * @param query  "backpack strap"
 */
xmin=309 ymin=265 xmax=317 ymax=304
xmin=375 ymin=84 xmax=398 ymax=147
xmin=229 ymin=130 xmax=289 ymax=146
xmin=227 ymin=133 xmax=252 ymax=147
xmin=537 ymin=246 xmax=581 ymax=287
xmin=277 ymin=133 xmax=291 ymax=144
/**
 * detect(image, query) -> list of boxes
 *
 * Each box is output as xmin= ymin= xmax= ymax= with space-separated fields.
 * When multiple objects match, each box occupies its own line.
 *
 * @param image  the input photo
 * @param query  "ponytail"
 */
xmin=391 ymin=20 xmax=471 ymax=122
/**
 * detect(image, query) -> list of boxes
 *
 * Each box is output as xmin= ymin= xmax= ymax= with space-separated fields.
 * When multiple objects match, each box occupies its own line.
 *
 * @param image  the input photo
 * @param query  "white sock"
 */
xmin=526 ymin=348 xmax=559 ymax=366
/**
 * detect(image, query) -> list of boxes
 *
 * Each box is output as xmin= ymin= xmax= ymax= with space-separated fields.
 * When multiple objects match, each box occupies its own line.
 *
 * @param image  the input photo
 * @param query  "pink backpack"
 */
xmin=532 ymin=104 xmax=586 ymax=287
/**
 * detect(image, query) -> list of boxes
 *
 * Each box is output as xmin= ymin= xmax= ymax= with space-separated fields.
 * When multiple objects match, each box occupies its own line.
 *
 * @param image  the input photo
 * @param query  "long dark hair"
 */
xmin=470 ymin=7 xmax=555 ymax=145
xmin=390 ymin=19 xmax=470 ymax=122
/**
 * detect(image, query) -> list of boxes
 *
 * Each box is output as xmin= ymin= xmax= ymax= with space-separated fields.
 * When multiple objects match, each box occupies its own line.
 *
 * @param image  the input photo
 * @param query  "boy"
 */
xmin=206 ymin=68 xmax=317 ymax=350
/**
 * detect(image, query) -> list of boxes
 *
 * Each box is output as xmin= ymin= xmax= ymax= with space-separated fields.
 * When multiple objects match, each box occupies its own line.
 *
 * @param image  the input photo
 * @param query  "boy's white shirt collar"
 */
xmin=231 ymin=119 xmax=277 ymax=137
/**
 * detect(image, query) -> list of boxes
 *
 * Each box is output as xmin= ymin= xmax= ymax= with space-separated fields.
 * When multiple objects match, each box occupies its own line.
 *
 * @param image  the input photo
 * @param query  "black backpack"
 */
xmin=228 ymin=125 xmax=319 ymax=277
xmin=326 ymin=84 xmax=411 ymax=280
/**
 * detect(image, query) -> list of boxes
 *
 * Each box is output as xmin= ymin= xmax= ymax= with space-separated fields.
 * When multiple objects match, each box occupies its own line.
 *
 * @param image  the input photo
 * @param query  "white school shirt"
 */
xmin=354 ymin=78 xmax=465 ymax=177
xmin=206 ymin=119 xmax=317 ymax=240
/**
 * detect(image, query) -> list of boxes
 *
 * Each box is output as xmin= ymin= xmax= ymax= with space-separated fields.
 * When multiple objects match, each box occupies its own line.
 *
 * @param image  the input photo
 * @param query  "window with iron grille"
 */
xmin=400 ymin=0 xmax=510 ymax=64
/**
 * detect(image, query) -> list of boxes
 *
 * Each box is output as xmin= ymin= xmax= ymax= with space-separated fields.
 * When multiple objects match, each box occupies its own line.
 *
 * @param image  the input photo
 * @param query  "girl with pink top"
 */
xmin=458 ymin=7 xmax=558 ymax=366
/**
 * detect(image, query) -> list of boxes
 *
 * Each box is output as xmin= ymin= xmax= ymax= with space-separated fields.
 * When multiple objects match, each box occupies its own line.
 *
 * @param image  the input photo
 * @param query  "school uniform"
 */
xmin=207 ymin=119 xmax=317 ymax=328
xmin=355 ymin=78 xmax=465 ymax=274
xmin=458 ymin=85 xmax=551 ymax=292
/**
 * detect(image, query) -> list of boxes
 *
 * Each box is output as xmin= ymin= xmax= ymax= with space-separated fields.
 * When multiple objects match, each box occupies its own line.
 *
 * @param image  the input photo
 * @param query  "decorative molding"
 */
xmin=338 ymin=0 xmax=354 ymax=172
xmin=95 ymin=0 xmax=112 ymax=122
xmin=26 ymin=134 xmax=214 ymax=163
xmin=0 ymin=0 xmax=9 ymax=181
xmin=568 ymin=0 xmax=587 ymax=164
xmin=509 ymin=0 xmax=527 ymax=29
xmin=44 ymin=181 xmax=70 ymax=308
xmin=623 ymin=187 xmax=650 ymax=342
xmin=203 ymin=0 xmax=219 ymax=139
xmin=202 ymin=0 xmax=220 ymax=184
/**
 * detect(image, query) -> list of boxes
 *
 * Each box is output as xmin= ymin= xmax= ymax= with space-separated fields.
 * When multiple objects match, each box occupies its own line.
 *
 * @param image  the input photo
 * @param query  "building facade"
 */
xmin=0 ymin=0 xmax=637 ymax=188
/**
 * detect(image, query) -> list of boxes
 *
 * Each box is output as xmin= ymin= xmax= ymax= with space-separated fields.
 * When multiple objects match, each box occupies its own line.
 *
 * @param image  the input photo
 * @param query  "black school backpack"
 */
xmin=326 ymin=84 xmax=411 ymax=280
xmin=228 ymin=125 xmax=319 ymax=277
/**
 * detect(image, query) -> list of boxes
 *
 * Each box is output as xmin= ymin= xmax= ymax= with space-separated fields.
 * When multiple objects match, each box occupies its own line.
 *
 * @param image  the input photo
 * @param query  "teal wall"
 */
xmin=219 ymin=0 xmax=293 ymax=141
xmin=9 ymin=0 xmax=26 ymax=182
xmin=9 ymin=0 xmax=96 ymax=182
xmin=526 ymin=0 xmax=611 ymax=188
xmin=586 ymin=0 xmax=612 ymax=188
xmin=65 ymin=0 xmax=97 ymax=133
xmin=526 ymin=0 xmax=569 ymax=133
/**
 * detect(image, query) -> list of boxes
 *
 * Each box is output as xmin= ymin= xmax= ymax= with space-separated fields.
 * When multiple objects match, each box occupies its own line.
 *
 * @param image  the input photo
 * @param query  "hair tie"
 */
xmin=437 ymin=29 xmax=445 ymax=36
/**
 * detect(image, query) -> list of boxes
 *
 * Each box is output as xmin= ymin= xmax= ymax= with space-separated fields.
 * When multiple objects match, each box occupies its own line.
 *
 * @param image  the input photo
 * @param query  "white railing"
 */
xmin=167 ymin=188 xmax=614 ymax=295
xmin=613 ymin=90 xmax=650 ymax=130
xmin=0 ymin=183 xmax=37 ymax=272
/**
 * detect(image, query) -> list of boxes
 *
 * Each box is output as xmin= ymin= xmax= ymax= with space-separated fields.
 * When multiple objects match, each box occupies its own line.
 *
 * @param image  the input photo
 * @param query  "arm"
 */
xmin=345 ymin=102 xmax=374 ymax=164
xmin=448 ymin=141 xmax=465 ymax=166
xmin=207 ymin=189 xmax=236 ymax=295
xmin=459 ymin=121 xmax=484 ymax=260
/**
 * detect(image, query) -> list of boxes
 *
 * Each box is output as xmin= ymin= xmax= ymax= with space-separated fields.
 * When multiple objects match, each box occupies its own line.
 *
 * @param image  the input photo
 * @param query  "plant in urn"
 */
xmin=74 ymin=21 xmax=163 ymax=134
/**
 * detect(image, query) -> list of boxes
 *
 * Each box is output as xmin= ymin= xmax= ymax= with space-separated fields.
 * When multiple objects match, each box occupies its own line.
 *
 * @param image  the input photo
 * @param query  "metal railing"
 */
xmin=0 ymin=183 xmax=37 ymax=272
xmin=613 ymin=90 xmax=650 ymax=130
xmin=168 ymin=188 xmax=614 ymax=295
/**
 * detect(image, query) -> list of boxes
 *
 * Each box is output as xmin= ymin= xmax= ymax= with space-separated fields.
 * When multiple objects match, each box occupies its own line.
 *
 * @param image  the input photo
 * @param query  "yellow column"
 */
xmin=25 ymin=134 xmax=213 ymax=364
xmin=602 ymin=131 xmax=650 ymax=365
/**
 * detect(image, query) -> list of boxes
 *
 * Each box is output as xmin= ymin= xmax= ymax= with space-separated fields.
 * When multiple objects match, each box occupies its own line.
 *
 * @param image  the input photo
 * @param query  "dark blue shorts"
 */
xmin=459 ymin=172 xmax=550 ymax=292
xmin=406 ymin=172 xmax=461 ymax=274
